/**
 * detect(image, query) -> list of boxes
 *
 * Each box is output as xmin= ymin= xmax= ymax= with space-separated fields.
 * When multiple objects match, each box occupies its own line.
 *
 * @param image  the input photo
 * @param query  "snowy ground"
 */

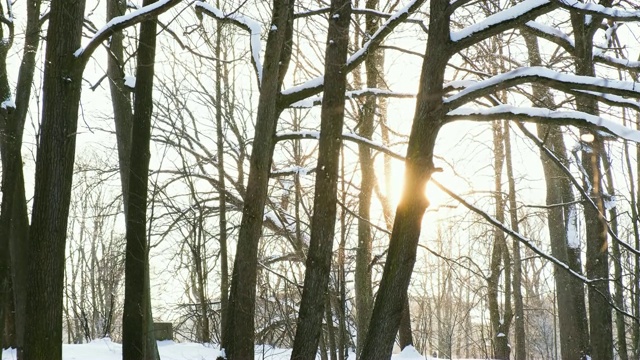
xmin=1 ymin=339 xmax=445 ymax=359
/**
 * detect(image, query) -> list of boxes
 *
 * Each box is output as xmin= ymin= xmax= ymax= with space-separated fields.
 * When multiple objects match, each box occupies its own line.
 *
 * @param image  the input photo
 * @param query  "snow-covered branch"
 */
xmin=447 ymin=105 xmax=640 ymax=142
xmin=74 ymin=0 xmax=182 ymax=62
xmin=444 ymin=66 xmax=640 ymax=110
xmin=523 ymin=21 xmax=640 ymax=71
xmin=451 ymin=0 xmax=555 ymax=50
xmin=194 ymin=1 xmax=263 ymax=86
xmin=552 ymin=0 xmax=640 ymax=21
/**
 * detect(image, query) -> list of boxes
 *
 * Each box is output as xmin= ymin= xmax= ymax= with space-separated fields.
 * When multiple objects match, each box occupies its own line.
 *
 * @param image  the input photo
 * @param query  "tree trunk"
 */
xmin=290 ymin=1 xmax=351 ymax=358
xmin=23 ymin=0 xmax=87 ymax=358
xmin=602 ymin=152 xmax=629 ymax=360
xmin=504 ymin=122 xmax=526 ymax=360
xmin=221 ymin=1 xmax=294 ymax=358
xmin=522 ymin=31 xmax=590 ymax=360
xmin=571 ymin=11 xmax=613 ymax=359
xmin=359 ymin=1 xmax=449 ymax=357
xmin=122 ymin=0 xmax=159 ymax=358
xmin=488 ymin=120 xmax=512 ymax=360
xmin=0 ymin=0 xmax=42 ymax=355
xmin=106 ymin=1 xmax=160 ymax=358
xmin=215 ymin=16 xmax=229 ymax=343
xmin=354 ymin=0 xmax=381 ymax=353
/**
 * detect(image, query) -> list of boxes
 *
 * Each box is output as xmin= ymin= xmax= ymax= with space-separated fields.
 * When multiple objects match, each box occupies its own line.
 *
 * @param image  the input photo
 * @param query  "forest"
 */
xmin=2 ymin=0 xmax=640 ymax=359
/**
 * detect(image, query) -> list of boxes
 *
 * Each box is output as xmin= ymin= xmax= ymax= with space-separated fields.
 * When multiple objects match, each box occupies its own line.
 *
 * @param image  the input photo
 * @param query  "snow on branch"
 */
xmin=552 ymin=0 xmax=640 ymax=21
xmin=194 ymin=1 xmax=263 ymax=86
xmin=280 ymin=0 xmax=426 ymax=105
xmin=275 ymin=131 xmax=405 ymax=160
xmin=447 ymin=105 xmax=640 ymax=142
xmin=289 ymin=88 xmax=415 ymax=108
xmin=523 ymin=22 xmax=640 ymax=70
xmin=523 ymin=21 xmax=574 ymax=49
xmin=444 ymin=66 xmax=640 ymax=110
xmin=74 ymin=0 xmax=181 ymax=61
xmin=451 ymin=0 xmax=554 ymax=45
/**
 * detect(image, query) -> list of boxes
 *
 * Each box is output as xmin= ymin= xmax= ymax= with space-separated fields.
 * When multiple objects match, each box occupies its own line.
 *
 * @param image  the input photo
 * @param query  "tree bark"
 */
xmin=359 ymin=0 xmax=449 ymax=357
xmin=122 ymin=0 xmax=159 ymax=358
xmin=290 ymin=1 xmax=351 ymax=358
xmin=221 ymin=1 xmax=294 ymax=358
xmin=23 ymin=0 xmax=87 ymax=358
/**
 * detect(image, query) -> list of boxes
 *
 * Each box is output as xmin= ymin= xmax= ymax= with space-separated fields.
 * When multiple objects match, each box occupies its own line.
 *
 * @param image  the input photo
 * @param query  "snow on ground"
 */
xmin=1 ymin=339 xmax=467 ymax=359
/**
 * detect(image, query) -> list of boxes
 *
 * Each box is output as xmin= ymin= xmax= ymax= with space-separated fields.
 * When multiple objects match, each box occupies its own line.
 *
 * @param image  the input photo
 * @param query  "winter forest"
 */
xmin=4 ymin=0 xmax=640 ymax=359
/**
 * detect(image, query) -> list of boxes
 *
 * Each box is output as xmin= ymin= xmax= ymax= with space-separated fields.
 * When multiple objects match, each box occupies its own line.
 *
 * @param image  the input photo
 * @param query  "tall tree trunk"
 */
xmin=488 ymin=120 xmax=512 ymax=360
xmin=359 ymin=0 xmax=449 ymax=357
xmin=221 ymin=1 xmax=294 ymax=358
xmin=106 ymin=1 xmax=160 ymax=358
xmin=522 ymin=31 xmax=590 ymax=360
xmin=215 ymin=14 xmax=229 ymax=343
xmin=122 ymin=0 xmax=159 ymax=358
xmin=571 ymin=11 xmax=614 ymax=359
xmin=23 ymin=0 xmax=87 ymax=358
xmin=602 ymin=151 xmax=629 ymax=360
xmin=354 ymin=0 xmax=380 ymax=353
xmin=0 ymin=0 xmax=42 ymax=355
xmin=290 ymin=1 xmax=351 ymax=358
xmin=504 ymin=122 xmax=526 ymax=360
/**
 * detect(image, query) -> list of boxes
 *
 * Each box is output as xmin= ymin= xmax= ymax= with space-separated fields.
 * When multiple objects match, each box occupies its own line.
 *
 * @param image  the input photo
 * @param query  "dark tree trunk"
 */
xmin=105 ymin=1 xmax=159 ymax=358
xmin=359 ymin=0 xmax=449 ymax=357
xmin=290 ymin=1 xmax=351 ymax=358
xmin=0 ymin=1 xmax=42 ymax=355
xmin=571 ymin=11 xmax=613 ymax=359
xmin=23 ymin=0 xmax=87 ymax=358
xmin=522 ymin=31 xmax=590 ymax=360
xmin=122 ymin=0 xmax=159 ymax=359
xmin=221 ymin=1 xmax=294 ymax=359
xmin=398 ymin=297 xmax=413 ymax=349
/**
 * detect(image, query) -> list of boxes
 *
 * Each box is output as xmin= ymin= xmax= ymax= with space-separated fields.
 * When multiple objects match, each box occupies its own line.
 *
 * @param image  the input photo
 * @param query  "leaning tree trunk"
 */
xmin=359 ymin=0 xmax=449 ymax=357
xmin=221 ymin=1 xmax=294 ymax=359
xmin=290 ymin=1 xmax=351 ymax=358
xmin=122 ymin=0 xmax=160 ymax=358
